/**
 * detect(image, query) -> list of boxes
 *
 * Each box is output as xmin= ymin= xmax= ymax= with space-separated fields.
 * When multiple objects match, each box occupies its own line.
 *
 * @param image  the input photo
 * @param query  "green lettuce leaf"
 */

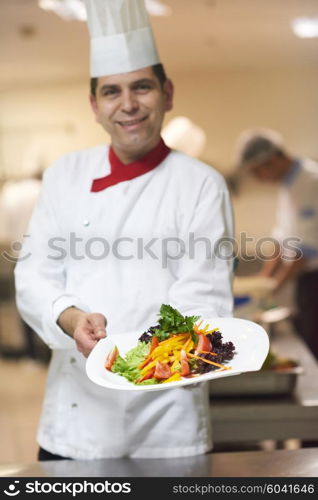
xmin=138 ymin=378 xmax=159 ymax=385
xmin=112 ymin=341 xmax=150 ymax=383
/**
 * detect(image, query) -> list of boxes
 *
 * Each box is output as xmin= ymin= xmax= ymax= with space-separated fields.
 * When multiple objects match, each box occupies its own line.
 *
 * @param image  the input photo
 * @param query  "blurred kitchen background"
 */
xmin=1 ymin=0 xmax=318 ymax=466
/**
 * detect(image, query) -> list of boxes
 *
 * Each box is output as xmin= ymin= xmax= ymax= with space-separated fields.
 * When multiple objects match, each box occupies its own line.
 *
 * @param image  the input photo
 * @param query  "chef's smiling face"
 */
xmin=90 ymin=66 xmax=174 ymax=163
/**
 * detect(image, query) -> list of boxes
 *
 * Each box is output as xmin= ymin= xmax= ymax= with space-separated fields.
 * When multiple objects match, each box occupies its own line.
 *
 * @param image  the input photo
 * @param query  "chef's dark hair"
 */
xmin=90 ymin=63 xmax=167 ymax=96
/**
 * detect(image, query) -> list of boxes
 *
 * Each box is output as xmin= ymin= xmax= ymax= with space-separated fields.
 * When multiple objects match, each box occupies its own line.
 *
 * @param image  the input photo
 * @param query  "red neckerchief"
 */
xmin=91 ymin=138 xmax=171 ymax=192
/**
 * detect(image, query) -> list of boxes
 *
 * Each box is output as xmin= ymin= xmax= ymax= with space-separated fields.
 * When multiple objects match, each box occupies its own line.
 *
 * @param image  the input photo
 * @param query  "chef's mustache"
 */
xmin=1 ymin=232 xmax=303 ymax=266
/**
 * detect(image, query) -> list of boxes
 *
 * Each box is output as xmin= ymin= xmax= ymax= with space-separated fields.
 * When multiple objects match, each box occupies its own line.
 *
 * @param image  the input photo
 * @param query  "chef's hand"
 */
xmin=57 ymin=307 xmax=107 ymax=357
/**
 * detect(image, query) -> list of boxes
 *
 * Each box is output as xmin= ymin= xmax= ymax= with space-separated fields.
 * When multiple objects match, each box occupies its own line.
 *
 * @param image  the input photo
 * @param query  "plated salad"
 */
xmin=105 ymin=304 xmax=236 ymax=385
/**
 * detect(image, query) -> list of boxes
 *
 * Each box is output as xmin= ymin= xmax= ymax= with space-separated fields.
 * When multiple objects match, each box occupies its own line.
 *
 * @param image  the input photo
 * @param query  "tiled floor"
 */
xmin=0 ymin=358 xmax=48 ymax=465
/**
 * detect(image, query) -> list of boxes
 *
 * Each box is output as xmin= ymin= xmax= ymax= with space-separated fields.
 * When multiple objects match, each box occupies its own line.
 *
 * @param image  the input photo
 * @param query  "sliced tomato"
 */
xmin=196 ymin=334 xmax=212 ymax=353
xmin=154 ymin=361 xmax=172 ymax=380
xmin=149 ymin=335 xmax=159 ymax=354
xmin=180 ymin=349 xmax=190 ymax=376
xmin=136 ymin=367 xmax=155 ymax=384
xmin=105 ymin=346 xmax=119 ymax=370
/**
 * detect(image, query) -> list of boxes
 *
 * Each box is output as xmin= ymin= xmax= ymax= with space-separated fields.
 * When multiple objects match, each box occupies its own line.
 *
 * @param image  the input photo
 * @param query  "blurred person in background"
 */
xmin=235 ymin=128 xmax=318 ymax=359
xmin=0 ymin=167 xmax=50 ymax=363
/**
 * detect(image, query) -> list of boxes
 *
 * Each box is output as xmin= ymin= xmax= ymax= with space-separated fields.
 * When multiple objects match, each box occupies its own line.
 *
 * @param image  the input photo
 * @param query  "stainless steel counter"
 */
xmin=210 ymin=322 xmax=318 ymax=444
xmin=1 ymin=448 xmax=318 ymax=477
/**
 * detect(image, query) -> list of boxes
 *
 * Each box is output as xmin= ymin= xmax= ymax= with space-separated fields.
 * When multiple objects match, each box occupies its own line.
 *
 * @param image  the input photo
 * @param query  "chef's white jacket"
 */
xmin=15 ymin=146 xmax=234 ymax=459
xmin=272 ymin=158 xmax=318 ymax=270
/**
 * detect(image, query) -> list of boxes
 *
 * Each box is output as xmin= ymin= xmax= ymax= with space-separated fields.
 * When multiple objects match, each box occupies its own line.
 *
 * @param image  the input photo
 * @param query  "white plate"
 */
xmin=85 ymin=317 xmax=269 ymax=392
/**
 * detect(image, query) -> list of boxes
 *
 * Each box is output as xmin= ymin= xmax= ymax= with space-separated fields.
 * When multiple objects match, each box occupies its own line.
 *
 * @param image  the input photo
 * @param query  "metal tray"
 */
xmin=209 ymin=365 xmax=304 ymax=397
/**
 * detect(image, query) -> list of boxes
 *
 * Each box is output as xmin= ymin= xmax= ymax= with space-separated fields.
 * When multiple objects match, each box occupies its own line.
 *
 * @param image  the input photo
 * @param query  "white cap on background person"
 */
xmin=83 ymin=0 xmax=160 ymax=77
xmin=233 ymin=128 xmax=286 ymax=170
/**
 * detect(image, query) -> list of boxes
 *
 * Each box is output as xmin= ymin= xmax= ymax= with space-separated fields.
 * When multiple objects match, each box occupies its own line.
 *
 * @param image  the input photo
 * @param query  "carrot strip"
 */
xmin=195 ymin=320 xmax=203 ymax=330
xmin=197 ymin=350 xmax=218 ymax=356
xmin=138 ymin=355 xmax=152 ymax=370
xmin=188 ymin=352 xmax=231 ymax=370
xmin=194 ymin=322 xmax=220 ymax=336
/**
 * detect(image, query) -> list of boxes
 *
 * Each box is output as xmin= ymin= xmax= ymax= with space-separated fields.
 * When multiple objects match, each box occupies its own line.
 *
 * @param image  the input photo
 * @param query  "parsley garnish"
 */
xmin=153 ymin=304 xmax=200 ymax=342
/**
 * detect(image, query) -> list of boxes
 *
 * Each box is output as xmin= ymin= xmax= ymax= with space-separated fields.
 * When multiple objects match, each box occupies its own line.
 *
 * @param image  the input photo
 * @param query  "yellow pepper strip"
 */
xmin=188 ymin=352 xmax=231 ymax=370
xmin=140 ymin=360 xmax=157 ymax=376
xmin=167 ymin=336 xmax=189 ymax=346
xmin=139 ymin=333 xmax=193 ymax=376
xmin=152 ymin=348 xmax=178 ymax=359
xmin=171 ymin=359 xmax=180 ymax=371
xmin=156 ymin=333 xmax=189 ymax=346
xmin=185 ymin=340 xmax=194 ymax=353
xmin=140 ymin=357 xmax=171 ymax=375
xmin=140 ymin=359 xmax=157 ymax=375
xmin=152 ymin=342 xmax=187 ymax=358
xmin=182 ymin=336 xmax=192 ymax=351
xmin=153 ymin=336 xmax=188 ymax=350
xmin=162 ymin=372 xmax=182 ymax=383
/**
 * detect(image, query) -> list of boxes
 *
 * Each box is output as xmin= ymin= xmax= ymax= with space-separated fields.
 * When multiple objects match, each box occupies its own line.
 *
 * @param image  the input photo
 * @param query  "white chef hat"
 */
xmin=84 ymin=0 xmax=160 ymax=77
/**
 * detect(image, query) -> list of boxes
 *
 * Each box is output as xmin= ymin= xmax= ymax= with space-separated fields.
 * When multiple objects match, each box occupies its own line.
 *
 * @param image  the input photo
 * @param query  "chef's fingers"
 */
xmin=88 ymin=313 xmax=107 ymax=339
xmin=73 ymin=326 xmax=99 ymax=357
xmin=77 ymin=339 xmax=96 ymax=358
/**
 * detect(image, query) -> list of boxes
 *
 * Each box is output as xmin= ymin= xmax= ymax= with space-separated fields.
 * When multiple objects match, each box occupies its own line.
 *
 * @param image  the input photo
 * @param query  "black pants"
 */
xmin=294 ymin=270 xmax=318 ymax=359
xmin=38 ymin=447 xmax=72 ymax=461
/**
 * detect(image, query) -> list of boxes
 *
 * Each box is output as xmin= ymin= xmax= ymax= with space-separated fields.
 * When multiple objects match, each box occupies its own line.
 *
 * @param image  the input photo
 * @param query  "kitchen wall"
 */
xmin=1 ymin=67 xmax=317 ymax=240
xmin=171 ymin=67 xmax=318 ymax=172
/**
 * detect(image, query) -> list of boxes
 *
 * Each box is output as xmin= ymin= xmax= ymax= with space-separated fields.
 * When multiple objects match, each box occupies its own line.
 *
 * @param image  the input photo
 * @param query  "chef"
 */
xmin=14 ymin=0 xmax=234 ymax=460
xmin=235 ymin=128 xmax=318 ymax=359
